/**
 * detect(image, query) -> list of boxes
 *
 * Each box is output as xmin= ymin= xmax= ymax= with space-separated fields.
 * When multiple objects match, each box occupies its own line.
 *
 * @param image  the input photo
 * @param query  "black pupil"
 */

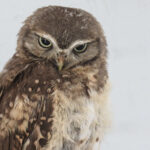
xmin=76 ymin=44 xmax=85 ymax=51
xmin=42 ymin=38 xmax=50 ymax=46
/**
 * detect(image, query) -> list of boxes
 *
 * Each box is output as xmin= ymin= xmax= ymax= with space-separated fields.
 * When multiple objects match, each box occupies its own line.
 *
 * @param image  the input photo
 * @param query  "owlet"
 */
xmin=0 ymin=6 xmax=110 ymax=150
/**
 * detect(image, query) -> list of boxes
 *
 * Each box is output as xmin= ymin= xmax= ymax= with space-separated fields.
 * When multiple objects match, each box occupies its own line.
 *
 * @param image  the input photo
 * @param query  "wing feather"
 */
xmin=0 ymin=53 xmax=39 ymax=149
xmin=0 ymin=55 xmax=55 ymax=149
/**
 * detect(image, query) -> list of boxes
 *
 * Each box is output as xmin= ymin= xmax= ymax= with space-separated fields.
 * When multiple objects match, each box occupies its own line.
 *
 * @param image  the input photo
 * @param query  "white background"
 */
xmin=0 ymin=0 xmax=150 ymax=150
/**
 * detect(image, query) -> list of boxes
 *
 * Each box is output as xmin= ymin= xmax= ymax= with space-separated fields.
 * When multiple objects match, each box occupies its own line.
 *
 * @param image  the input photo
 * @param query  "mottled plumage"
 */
xmin=0 ymin=6 xmax=110 ymax=150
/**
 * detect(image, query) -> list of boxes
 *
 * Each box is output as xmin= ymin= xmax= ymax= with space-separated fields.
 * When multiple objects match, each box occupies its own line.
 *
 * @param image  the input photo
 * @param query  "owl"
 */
xmin=0 ymin=6 xmax=110 ymax=150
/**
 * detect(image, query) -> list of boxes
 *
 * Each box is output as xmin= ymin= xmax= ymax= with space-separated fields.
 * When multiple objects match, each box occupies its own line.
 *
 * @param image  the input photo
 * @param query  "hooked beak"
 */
xmin=57 ymin=55 xmax=65 ymax=71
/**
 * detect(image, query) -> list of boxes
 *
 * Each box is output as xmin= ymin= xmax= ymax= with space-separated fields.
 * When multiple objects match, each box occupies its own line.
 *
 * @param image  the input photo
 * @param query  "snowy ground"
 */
xmin=0 ymin=0 xmax=150 ymax=149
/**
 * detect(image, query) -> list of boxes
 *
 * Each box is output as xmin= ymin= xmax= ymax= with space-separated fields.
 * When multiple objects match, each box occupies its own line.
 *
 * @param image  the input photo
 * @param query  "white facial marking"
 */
xmin=69 ymin=39 xmax=93 ymax=50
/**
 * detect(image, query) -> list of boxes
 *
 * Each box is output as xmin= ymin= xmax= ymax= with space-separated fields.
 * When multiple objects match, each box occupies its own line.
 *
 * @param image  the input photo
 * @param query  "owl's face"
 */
xmin=17 ymin=6 xmax=106 ymax=71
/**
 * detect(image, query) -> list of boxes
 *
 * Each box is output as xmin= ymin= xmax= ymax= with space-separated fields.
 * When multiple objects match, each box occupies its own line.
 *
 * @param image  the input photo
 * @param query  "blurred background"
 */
xmin=0 ymin=0 xmax=150 ymax=149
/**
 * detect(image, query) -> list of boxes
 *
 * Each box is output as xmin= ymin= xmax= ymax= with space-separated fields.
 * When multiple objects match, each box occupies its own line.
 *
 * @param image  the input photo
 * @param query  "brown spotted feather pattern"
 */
xmin=0 ymin=59 xmax=57 ymax=149
xmin=0 ymin=6 xmax=110 ymax=150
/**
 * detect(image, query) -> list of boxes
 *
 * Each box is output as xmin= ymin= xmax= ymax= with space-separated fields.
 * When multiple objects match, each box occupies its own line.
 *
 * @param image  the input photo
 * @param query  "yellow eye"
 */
xmin=73 ymin=44 xmax=87 ymax=53
xmin=39 ymin=37 xmax=53 ymax=48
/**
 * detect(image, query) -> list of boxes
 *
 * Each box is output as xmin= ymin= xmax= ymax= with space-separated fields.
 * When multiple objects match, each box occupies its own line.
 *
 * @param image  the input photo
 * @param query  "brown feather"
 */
xmin=0 ymin=5 xmax=110 ymax=150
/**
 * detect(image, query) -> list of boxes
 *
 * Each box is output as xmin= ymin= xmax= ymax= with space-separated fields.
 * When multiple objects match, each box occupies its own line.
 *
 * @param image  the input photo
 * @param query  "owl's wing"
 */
xmin=0 ymin=53 xmax=34 ymax=103
xmin=0 ymin=54 xmax=41 ymax=149
xmin=0 ymin=54 xmax=31 ymax=90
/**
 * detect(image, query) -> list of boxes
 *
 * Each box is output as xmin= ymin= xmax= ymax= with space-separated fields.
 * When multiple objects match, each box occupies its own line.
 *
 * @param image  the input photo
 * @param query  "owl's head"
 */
xmin=17 ymin=6 xmax=107 ymax=71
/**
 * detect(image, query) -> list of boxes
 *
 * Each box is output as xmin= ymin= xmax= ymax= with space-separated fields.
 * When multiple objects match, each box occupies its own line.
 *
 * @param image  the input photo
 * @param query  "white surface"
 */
xmin=0 ymin=0 xmax=150 ymax=149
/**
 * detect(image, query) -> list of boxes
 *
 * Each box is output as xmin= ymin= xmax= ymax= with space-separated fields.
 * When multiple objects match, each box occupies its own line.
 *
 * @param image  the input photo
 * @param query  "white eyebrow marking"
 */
xmin=33 ymin=31 xmax=95 ymax=51
xmin=69 ymin=39 xmax=94 ymax=50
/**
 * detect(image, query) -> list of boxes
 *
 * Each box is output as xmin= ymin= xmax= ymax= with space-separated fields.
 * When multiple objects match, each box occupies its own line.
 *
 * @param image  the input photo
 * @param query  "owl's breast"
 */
xmin=44 ymin=81 xmax=110 ymax=150
xmin=19 ymin=62 xmax=110 ymax=149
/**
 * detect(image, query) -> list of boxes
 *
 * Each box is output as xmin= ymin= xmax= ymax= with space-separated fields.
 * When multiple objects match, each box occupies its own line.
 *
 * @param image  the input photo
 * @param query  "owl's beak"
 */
xmin=57 ymin=55 xmax=64 ymax=71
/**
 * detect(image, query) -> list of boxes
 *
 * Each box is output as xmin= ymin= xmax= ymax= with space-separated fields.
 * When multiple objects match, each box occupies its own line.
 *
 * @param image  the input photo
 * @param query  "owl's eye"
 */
xmin=39 ymin=37 xmax=52 ymax=48
xmin=73 ymin=44 xmax=87 ymax=53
